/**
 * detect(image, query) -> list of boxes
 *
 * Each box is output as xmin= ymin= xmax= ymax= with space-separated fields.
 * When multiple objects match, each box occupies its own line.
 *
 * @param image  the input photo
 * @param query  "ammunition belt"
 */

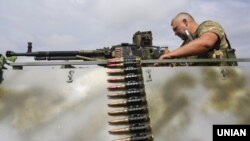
xmin=106 ymin=57 xmax=154 ymax=141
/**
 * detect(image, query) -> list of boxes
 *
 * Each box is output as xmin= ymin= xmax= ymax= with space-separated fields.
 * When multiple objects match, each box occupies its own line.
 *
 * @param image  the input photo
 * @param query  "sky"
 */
xmin=0 ymin=0 xmax=250 ymax=65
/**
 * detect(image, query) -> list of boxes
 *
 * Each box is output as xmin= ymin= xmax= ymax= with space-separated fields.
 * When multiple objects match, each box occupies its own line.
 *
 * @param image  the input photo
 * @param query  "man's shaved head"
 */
xmin=171 ymin=12 xmax=198 ymax=41
xmin=171 ymin=12 xmax=195 ymax=25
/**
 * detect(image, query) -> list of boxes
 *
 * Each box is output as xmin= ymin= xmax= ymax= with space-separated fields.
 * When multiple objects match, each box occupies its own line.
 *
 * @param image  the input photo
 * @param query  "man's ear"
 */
xmin=183 ymin=18 xmax=188 ymax=26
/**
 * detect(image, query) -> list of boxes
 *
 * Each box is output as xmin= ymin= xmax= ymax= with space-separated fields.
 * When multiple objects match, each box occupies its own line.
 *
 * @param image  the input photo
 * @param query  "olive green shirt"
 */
xmin=185 ymin=20 xmax=232 ymax=66
xmin=195 ymin=20 xmax=228 ymax=54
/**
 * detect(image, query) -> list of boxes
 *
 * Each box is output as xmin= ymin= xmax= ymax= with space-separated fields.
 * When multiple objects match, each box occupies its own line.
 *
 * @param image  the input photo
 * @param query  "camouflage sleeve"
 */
xmin=197 ymin=20 xmax=225 ymax=40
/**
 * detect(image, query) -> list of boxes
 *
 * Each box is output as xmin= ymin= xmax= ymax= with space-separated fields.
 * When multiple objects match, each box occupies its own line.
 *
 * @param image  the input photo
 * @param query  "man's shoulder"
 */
xmin=200 ymin=20 xmax=222 ymax=28
xmin=196 ymin=20 xmax=225 ymax=38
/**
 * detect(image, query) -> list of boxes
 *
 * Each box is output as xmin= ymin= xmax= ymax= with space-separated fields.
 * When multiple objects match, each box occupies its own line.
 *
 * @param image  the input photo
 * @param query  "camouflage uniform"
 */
xmin=183 ymin=20 xmax=237 ymax=66
xmin=0 ymin=54 xmax=17 ymax=69
xmin=0 ymin=54 xmax=6 ymax=69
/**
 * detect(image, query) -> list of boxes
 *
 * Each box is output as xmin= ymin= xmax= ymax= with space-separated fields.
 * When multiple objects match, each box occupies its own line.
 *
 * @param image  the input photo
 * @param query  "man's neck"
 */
xmin=189 ymin=22 xmax=199 ymax=35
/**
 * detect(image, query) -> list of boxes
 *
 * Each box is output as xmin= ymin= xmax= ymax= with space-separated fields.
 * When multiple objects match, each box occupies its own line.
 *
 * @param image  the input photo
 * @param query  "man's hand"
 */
xmin=159 ymin=53 xmax=172 ymax=60
xmin=154 ymin=53 xmax=174 ymax=67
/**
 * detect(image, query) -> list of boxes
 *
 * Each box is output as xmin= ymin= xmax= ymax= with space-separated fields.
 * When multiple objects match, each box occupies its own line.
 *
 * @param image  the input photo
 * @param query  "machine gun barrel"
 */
xmin=6 ymin=50 xmax=108 ymax=57
xmin=6 ymin=48 xmax=112 ymax=62
xmin=34 ymin=56 xmax=83 ymax=61
xmin=6 ymin=51 xmax=76 ymax=57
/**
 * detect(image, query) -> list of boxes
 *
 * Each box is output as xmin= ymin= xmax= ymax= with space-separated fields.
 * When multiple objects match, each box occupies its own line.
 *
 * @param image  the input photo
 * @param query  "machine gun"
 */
xmin=6 ymin=42 xmax=112 ymax=61
xmin=6 ymin=31 xmax=169 ymax=62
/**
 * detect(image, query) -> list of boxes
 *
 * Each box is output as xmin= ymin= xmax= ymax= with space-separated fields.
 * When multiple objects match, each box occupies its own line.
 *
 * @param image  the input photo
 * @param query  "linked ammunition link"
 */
xmin=107 ymin=88 xmax=145 ymax=98
xmin=113 ymin=133 xmax=153 ymax=141
xmin=126 ymin=106 xmax=148 ymax=114
xmin=107 ymin=67 xmax=142 ymax=75
xmin=107 ymin=74 xmax=143 ymax=82
xmin=129 ymin=133 xmax=153 ymax=141
xmin=108 ymin=96 xmax=147 ymax=107
xmin=106 ymin=57 xmax=154 ymax=141
xmin=108 ymin=114 xmax=150 ymax=125
xmin=129 ymin=124 xmax=151 ymax=133
xmin=127 ymin=114 xmax=150 ymax=123
xmin=108 ymin=105 xmax=148 ymax=115
xmin=109 ymin=123 xmax=151 ymax=134
xmin=126 ymin=96 xmax=147 ymax=105
xmin=107 ymin=81 xmax=144 ymax=91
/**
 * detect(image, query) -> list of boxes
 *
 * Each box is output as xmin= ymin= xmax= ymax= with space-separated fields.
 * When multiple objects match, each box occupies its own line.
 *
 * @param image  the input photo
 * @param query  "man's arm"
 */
xmin=160 ymin=32 xmax=219 ymax=59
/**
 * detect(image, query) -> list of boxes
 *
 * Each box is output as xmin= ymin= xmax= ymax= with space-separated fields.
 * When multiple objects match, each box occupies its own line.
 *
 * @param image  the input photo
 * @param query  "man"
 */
xmin=157 ymin=12 xmax=237 ymax=66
